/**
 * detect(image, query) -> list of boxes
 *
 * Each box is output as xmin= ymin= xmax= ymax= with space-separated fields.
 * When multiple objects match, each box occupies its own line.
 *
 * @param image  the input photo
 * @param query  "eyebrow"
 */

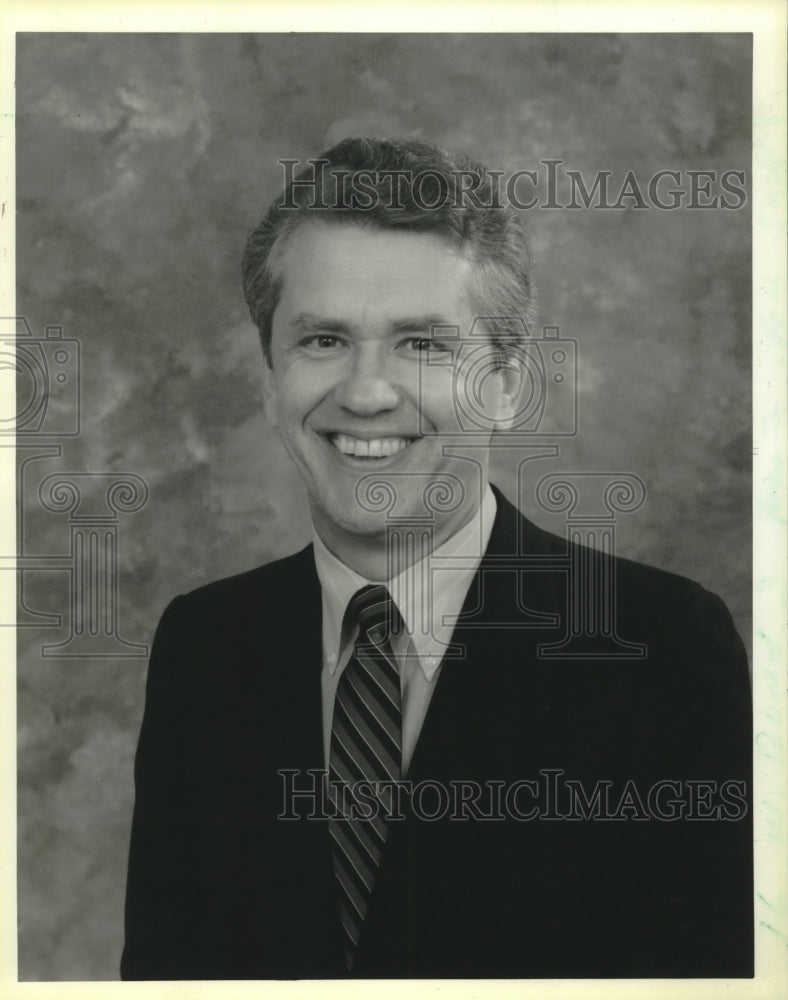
xmin=285 ymin=313 xmax=460 ymax=335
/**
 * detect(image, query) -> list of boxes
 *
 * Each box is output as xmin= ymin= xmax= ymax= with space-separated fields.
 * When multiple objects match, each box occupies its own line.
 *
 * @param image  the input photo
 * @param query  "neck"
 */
xmin=312 ymin=500 xmax=483 ymax=581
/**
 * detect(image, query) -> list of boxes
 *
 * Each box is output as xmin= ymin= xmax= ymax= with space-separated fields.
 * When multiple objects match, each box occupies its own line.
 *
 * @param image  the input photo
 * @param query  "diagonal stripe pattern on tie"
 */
xmin=328 ymin=584 xmax=404 ymax=972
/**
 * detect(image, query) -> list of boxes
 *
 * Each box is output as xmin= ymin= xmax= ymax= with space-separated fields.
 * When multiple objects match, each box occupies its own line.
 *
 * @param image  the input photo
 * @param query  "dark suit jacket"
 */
xmin=121 ymin=486 xmax=752 ymax=980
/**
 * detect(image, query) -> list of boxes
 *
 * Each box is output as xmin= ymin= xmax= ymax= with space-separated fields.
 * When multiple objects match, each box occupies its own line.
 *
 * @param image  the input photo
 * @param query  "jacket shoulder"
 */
xmin=533 ymin=516 xmax=713 ymax=604
xmin=181 ymin=544 xmax=313 ymax=601
xmin=530 ymin=519 xmax=746 ymax=677
xmin=494 ymin=482 xmax=710 ymax=602
xmin=157 ymin=544 xmax=317 ymax=633
xmin=510 ymin=491 xmax=742 ymax=652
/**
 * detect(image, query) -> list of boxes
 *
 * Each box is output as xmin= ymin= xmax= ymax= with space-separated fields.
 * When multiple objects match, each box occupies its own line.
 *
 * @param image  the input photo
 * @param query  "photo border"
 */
xmin=1 ymin=2 xmax=785 ymax=999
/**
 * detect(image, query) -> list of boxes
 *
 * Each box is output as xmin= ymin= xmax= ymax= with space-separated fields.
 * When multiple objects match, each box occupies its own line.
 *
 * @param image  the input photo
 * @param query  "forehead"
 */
xmin=272 ymin=222 xmax=478 ymax=328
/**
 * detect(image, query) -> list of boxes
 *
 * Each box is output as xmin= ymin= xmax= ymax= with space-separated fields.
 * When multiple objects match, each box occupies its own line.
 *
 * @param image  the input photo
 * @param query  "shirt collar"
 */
xmin=312 ymin=485 xmax=497 ymax=681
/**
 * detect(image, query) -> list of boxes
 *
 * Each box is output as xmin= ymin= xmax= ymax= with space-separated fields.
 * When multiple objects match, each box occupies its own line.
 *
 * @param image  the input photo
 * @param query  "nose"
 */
xmin=333 ymin=344 xmax=401 ymax=416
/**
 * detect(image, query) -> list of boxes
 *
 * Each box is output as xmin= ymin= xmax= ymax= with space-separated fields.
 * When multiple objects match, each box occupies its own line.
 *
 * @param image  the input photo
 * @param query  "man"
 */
xmin=121 ymin=138 xmax=752 ymax=980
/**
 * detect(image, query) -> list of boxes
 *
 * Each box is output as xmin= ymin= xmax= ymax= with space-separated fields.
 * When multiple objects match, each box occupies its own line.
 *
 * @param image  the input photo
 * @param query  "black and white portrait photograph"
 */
xmin=4 ymin=2 xmax=786 ymax=996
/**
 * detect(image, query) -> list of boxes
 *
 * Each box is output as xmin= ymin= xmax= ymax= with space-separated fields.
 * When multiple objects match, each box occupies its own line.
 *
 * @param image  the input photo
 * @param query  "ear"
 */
xmin=492 ymin=358 xmax=525 ymax=430
xmin=261 ymin=359 xmax=280 ymax=428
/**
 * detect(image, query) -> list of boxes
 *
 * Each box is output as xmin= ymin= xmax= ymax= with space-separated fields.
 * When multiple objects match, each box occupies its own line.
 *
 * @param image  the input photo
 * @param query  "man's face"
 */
xmin=262 ymin=222 xmax=520 ymax=562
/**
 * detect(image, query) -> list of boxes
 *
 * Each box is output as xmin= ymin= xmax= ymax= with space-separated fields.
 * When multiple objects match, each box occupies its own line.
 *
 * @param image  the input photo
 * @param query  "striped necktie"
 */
xmin=328 ymin=584 xmax=404 ymax=972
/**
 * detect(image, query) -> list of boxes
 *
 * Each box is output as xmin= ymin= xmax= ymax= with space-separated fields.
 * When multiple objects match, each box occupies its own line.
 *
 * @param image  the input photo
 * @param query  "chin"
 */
xmin=312 ymin=501 xmax=391 ymax=540
xmin=338 ymin=514 xmax=391 ymax=539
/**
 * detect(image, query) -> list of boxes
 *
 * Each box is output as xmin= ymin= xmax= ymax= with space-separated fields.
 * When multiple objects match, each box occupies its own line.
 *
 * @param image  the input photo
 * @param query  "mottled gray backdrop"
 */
xmin=15 ymin=33 xmax=751 ymax=980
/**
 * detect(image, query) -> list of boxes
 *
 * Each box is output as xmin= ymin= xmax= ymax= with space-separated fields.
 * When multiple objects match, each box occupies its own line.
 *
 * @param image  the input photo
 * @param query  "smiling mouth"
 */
xmin=326 ymin=433 xmax=418 ymax=459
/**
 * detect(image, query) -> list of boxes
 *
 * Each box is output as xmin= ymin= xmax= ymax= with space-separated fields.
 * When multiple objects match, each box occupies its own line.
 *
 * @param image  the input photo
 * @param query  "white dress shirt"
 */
xmin=312 ymin=485 xmax=497 ymax=775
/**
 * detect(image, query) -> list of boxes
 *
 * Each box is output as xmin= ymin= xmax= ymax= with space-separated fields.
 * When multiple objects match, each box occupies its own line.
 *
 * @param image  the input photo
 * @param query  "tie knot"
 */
xmin=350 ymin=584 xmax=403 ymax=645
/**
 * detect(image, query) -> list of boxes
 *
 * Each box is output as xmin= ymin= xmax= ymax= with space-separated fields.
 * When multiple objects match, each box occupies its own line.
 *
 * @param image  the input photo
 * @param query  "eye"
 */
xmin=302 ymin=334 xmax=344 ymax=353
xmin=404 ymin=337 xmax=452 ymax=356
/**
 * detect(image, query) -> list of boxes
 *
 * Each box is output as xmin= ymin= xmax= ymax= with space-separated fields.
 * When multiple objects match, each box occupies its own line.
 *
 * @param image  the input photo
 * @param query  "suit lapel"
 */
xmin=408 ymin=487 xmax=561 ymax=781
xmin=259 ymin=545 xmax=324 ymax=775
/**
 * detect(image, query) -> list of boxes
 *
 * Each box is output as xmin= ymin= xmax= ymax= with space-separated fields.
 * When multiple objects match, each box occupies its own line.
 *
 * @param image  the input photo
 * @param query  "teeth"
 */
xmin=330 ymin=434 xmax=414 ymax=458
